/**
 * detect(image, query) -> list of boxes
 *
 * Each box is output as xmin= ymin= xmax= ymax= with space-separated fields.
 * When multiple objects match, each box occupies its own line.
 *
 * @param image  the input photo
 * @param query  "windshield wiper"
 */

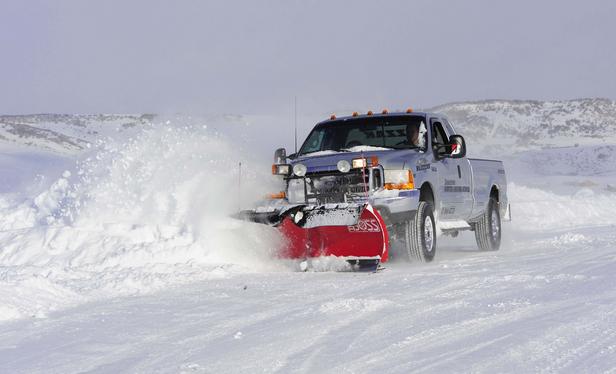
xmin=299 ymin=149 xmax=349 ymax=156
xmin=392 ymin=145 xmax=420 ymax=150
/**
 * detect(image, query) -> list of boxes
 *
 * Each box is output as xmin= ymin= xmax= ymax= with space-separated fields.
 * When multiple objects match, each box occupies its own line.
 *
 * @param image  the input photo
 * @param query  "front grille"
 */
xmin=305 ymin=170 xmax=370 ymax=204
xmin=286 ymin=167 xmax=383 ymax=205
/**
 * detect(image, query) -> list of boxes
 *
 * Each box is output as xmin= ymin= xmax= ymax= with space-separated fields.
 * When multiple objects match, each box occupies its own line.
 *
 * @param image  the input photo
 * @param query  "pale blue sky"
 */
xmin=1 ymin=0 xmax=615 ymax=114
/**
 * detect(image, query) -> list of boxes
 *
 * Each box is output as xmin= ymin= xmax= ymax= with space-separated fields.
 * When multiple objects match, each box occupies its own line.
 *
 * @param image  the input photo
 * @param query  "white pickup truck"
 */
xmin=245 ymin=110 xmax=509 ymax=268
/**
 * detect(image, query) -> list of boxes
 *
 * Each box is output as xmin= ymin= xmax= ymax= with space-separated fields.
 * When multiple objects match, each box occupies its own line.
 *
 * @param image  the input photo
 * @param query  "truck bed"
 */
xmin=468 ymin=158 xmax=508 ymax=220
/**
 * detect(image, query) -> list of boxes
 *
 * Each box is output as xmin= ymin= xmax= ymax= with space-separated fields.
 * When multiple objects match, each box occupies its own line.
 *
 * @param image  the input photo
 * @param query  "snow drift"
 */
xmin=0 ymin=119 xmax=286 ymax=321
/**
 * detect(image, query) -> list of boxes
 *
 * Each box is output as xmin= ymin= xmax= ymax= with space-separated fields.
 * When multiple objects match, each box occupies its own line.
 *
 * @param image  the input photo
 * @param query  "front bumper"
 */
xmin=248 ymin=188 xmax=420 ymax=227
xmin=371 ymin=189 xmax=420 ymax=225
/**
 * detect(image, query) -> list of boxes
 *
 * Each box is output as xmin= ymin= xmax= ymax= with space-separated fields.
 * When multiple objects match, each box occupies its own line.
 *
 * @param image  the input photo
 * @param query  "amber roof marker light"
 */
xmin=367 ymin=110 xmax=373 ymax=116
xmin=352 ymin=112 xmax=359 ymax=117
xmin=406 ymin=108 xmax=414 ymax=113
xmin=330 ymin=114 xmax=336 ymax=120
xmin=382 ymin=109 xmax=389 ymax=114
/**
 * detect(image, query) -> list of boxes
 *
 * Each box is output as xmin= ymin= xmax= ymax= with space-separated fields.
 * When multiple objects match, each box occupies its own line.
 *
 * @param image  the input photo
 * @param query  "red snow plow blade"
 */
xmin=239 ymin=204 xmax=389 ymax=263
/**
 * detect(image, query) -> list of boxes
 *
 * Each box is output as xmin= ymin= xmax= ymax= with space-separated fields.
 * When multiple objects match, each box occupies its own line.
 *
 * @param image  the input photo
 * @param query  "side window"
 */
xmin=442 ymin=119 xmax=456 ymax=136
xmin=430 ymin=119 xmax=448 ymax=145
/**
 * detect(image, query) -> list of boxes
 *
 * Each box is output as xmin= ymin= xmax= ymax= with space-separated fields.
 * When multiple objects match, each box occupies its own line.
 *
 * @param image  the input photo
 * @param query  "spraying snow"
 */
xmin=0 ymin=119 xmax=286 ymax=321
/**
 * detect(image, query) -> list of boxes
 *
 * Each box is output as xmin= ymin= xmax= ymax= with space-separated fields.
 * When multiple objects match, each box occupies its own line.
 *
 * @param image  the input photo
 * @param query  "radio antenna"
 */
xmin=238 ymin=161 xmax=242 ymax=212
xmin=294 ymin=96 xmax=298 ymax=154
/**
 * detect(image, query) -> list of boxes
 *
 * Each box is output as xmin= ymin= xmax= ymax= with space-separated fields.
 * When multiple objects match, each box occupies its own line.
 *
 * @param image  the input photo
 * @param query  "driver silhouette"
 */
xmin=406 ymin=123 xmax=421 ymax=147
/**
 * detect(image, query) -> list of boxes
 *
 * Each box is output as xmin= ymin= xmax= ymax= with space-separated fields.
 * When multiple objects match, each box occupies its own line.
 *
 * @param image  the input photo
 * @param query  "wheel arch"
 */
xmin=490 ymin=185 xmax=500 ymax=202
xmin=419 ymin=182 xmax=435 ymax=208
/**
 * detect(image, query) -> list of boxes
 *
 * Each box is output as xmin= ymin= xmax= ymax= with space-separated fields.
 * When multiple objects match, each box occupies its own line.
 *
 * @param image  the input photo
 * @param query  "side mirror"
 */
xmin=434 ymin=135 xmax=466 ymax=159
xmin=274 ymin=148 xmax=286 ymax=164
xmin=448 ymin=135 xmax=466 ymax=159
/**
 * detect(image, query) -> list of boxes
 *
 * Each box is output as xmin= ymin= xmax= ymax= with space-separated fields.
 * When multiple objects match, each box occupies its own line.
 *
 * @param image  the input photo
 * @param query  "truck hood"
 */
xmin=292 ymin=149 xmax=427 ymax=173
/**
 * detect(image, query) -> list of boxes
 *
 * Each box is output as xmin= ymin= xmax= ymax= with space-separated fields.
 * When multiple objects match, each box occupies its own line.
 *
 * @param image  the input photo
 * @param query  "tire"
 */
xmin=474 ymin=197 xmax=501 ymax=251
xmin=404 ymin=201 xmax=436 ymax=262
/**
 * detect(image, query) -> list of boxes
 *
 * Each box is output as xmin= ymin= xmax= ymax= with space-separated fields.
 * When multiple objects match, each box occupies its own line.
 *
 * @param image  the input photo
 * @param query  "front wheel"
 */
xmin=474 ymin=197 xmax=501 ymax=251
xmin=404 ymin=202 xmax=436 ymax=262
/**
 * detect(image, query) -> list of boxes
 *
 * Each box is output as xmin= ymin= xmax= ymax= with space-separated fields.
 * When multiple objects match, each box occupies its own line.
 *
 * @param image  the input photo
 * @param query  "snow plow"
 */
xmin=238 ymin=202 xmax=389 ymax=269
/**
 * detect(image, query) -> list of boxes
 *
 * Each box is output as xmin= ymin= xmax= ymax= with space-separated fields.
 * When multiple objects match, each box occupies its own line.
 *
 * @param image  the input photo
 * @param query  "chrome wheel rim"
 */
xmin=424 ymin=216 xmax=434 ymax=252
xmin=491 ymin=208 xmax=500 ymax=241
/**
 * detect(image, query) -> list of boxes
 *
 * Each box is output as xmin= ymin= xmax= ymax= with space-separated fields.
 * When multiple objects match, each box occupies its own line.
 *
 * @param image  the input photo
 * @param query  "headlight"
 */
xmin=352 ymin=156 xmax=379 ymax=169
xmin=337 ymin=160 xmax=351 ymax=173
xmin=384 ymin=169 xmax=415 ymax=190
xmin=272 ymin=164 xmax=291 ymax=175
xmin=352 ymin=158 xmax=367 ymax=168
xmin=293 ymin=163 xmax=307 ymax=177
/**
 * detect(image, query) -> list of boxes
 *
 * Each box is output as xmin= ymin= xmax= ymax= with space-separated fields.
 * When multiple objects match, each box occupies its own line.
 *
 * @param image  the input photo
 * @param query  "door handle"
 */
xmin=457 ymin=165 xmax=461 ymax=178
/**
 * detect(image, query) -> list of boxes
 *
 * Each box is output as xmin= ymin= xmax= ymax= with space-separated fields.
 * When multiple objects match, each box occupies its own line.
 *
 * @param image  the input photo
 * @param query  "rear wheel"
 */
xmin=404 ymin=202 xmax=436 ymax=262
xmin=474 ymin=197 xmax=501 ymax=251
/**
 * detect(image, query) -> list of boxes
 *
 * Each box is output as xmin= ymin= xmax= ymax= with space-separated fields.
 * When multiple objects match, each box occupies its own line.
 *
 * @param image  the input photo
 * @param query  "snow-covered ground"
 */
xmin=1 ymin=103 xmax=616 ymax=372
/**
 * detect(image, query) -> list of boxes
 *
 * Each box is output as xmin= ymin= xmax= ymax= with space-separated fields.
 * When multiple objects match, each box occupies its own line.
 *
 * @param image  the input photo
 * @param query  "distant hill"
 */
xmin=2 ymin=99 xmax=615 ymax=158
xmin=428 ymin=98 xmax=616 ymax=155
xmin=0 ymin=114 xmax=154 ymax=154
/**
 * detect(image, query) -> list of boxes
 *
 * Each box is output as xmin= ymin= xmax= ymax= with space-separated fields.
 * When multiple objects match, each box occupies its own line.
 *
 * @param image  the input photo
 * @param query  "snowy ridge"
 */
xmin=430 ymin=98 xmax=616 ymax=155
xmin=426 ymin=98 xmax=616 ymax=185
xmin=3 ymin=98 xmax=616 ymax=158
xmin=0 ymin=114 xmax=154 ymax=154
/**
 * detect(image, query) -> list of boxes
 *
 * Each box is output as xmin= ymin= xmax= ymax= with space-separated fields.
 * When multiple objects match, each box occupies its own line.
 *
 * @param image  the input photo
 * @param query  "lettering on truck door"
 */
xmin=431 ymin=118 xmax=473 ymax=220
xmin=443 ymin=119 xmax=473 ymax=219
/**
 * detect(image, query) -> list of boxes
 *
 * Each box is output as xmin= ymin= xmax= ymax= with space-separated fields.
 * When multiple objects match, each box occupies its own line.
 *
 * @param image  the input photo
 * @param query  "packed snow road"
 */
xmin=1 ymin=223 xmax=615 ymax=373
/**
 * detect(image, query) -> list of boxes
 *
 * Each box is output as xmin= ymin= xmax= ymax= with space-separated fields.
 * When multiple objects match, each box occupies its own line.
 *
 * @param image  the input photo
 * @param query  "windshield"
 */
xmin=298 ymin=115 xmax=427 ymax=156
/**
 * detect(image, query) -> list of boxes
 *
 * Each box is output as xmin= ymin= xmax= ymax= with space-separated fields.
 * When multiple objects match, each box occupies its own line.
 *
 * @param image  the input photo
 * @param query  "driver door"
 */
xmin=431 ymin=118 xmax=472 ymax=220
